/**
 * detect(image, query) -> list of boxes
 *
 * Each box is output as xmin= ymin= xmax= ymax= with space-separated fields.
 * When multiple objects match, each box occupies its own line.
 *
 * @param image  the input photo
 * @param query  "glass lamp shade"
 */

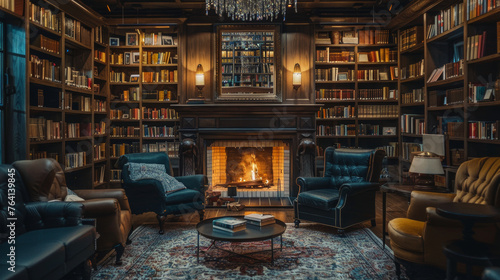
xmin=195 ymin=64 xmax=204 ymax=86
xmin=409 ymin=155 xmax=444 ymax=175
xmin=292 ymin=63 xmax=301 ymax=86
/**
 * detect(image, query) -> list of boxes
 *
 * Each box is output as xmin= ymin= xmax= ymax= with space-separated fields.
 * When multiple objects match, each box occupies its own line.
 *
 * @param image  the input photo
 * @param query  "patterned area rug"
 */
xmin=93 ymin=223 xmax=406 ymax=279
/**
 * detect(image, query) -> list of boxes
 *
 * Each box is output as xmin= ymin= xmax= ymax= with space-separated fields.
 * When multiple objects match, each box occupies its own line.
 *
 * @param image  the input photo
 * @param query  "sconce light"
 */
xmin=195 ymin=64 xmax=205 ymax=98
xmin=293 ymin=63 xmax=302 ymax=90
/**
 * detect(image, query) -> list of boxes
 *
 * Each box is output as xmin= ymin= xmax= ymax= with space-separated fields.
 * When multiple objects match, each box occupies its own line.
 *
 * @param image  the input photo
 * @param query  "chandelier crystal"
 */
xmin=206 ymin=0 xmax=298 ymax=21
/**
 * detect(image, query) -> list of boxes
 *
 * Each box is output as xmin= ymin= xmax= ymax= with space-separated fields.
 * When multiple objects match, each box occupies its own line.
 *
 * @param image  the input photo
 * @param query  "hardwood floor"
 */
xmin=131 ymin=191 xmax=410 ymax=243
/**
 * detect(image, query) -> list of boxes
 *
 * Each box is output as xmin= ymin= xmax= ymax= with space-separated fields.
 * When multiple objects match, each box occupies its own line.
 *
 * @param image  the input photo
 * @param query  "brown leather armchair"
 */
xmin=12 ymin=158 xmax=133 ymax=265
xmin=388 ymin=157 xmax=500 ymax=276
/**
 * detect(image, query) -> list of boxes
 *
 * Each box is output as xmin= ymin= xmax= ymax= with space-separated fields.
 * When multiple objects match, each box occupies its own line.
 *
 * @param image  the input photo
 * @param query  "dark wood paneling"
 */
xmin=186 ymin=24 xmax=212 ymax=102
xmin=284 ymin=24 xmax=313 ymax=103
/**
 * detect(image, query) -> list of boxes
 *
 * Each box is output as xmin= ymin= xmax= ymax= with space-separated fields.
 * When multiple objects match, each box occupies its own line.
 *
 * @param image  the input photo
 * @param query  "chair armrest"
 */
xmin=339 ymin=182 xmax=379 ymax=196
xmin=407 ymin=191 xmax=455 ymax=221
xmin=75 ymin=189 xmax=130 ymax=211
xmin=176 ymin=175 xmax=207 ymax=193
xmin=25 ymin=201 xmax=83 ymax=231
xmin=296 ymin=177 xmax=332 ymax=194
xmin=426 ymin=207 xmax=462 ymax=227
xmin=81 ymin=198 xmax=120 ymax=217
xmin=122 ymin=179 xmax=165 ymax=196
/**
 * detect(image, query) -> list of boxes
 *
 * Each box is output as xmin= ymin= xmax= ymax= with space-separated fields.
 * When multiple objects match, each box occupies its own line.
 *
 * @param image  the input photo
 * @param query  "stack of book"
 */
xmin=212 ymin=217 xmax=247 ymax=233
xmin=244 ymin=214 xmax=275 ymax=227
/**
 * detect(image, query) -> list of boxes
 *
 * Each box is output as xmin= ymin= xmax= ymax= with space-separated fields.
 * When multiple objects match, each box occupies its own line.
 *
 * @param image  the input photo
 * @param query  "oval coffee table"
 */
xmin=196 ymin=216 xmax=287 ymax=263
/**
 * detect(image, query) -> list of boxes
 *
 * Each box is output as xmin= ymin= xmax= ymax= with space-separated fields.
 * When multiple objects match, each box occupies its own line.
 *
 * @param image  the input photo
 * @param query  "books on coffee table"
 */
xmin=244 ymin=214 xmax=276 ymax=227
xmin=212 ymin=217 xmax=246 ymax=233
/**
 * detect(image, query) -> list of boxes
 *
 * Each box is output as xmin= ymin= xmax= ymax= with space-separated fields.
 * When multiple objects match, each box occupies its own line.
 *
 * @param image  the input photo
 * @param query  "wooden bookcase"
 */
xmin=107 ymin=25 xmax=181 ymax=182
xmin=314 ymin=26 xmax=399 ymax=180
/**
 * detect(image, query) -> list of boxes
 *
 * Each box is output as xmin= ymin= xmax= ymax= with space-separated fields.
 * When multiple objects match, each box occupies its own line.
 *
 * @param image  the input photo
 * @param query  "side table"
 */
xmin=436 ymin=203 xmax=500 ymax=280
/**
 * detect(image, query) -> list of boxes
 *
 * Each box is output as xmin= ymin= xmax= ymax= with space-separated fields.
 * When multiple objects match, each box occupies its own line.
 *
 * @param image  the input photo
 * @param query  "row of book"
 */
xmin=142 ymin=108 xmax=178 ymax=120
xmin=94 ymin=50 xmax=106 ymax=62
xmin=29 ymin=117 xmax=62 ymax=141
xmin=95 ymin=121 xmax=106 ymax=135
xmin=427 ymin=3 xmax=464 ymax=39
xmin=66 ymin=122 xmax=91 ymax=138
xmin=64 ymin=17 xmax=91 ymax=47
xmin=466 ymin=32 xmax=492 ymax=61
xmin=29 ymin=3 xmax=61 ymax=33
xmin=109 ymin=71 xmax=129 ymax=83
xmin=442 ymin=121 xmax=465 ymax=138
xmin=94 ymin=100 xmax=106 ymax=112
xmin=358 ymin=88 xmax=397 ymax=100
xmin=357 ymin=69 xmax=395 ymax=81
xmin=30 ymin=55 xmax=60 ymax=82
xmin=316 ymin=49 xmax=355 ymax=63
xmin=358 ymin=30 xmax=391 ymax=45
xmin=143 ymin=51 xmax=176 ymax=65
xmin=110 ymin=170 xmax=122 ymax=182
xmin=469 ymin=82 xmax=498 ymax=103
xmin=94 ymin=143 xmax=106 ymax=160
xmin=401 ymin=114 xmax=425 ymax=134
xmin=401 ymin=59 xmax=424 ymax=80
xmin=315 ymin=68 xmax=355 ymax=81
xmin=65 ymin=67 xmax=91 ymax=90
xmin=30 ymin=150 xmax=59 ymax=161
xmin=427 ymin=60 xmax=464 ymax=83
xmin=358 ymin=49 xmax=397 ymax=63
xmin=142 ymin=70 xmax=178 ymax=83
xmin=143 ymin=33 xmax=177 ymax=46
xmin=328 ymin=30 xmax=358 ymax=44
xmin=358 ymin=105 xmax=398 ymax=118
xmin=110 ymin=142 xmax=140 ymax=157
xmin=401 ymin=88 xmax=424 ymax=104
xmin=118 ymin=87 xmax=140 ymax=101
xmin=317 ymin=106 xmax=355 ymax=119
xmin=466 ymin=0 xmax=500 ymax=20
xmin=142 ymin=142 xmax=179 ymax=157
xmin=469 ymin=121 xmax=499 ymax=140
xmin=110 ymin=126 xmax=140 ymax=137
xmin=358 ymin=124 xmax=384 ymax=136
xmin=315 ymin=89 xmax=354 ymax=101
xmin=94 ymin=165 xmax=105 ymax=185
xmin=64 ymin=93 xmax=90 ymax=111
xmin=109 ymin=53 xmax=130 ymax=65
xmin=110 ymin=108 xmax=141 ymax=120
xmin=428 ymin=88 xmax=464 ymax=107
xmin=143 ymin=125 xmax=176 ymax=138
xmin=377 ymin=143 xmax=398 ymax=157
xmin=143 ymin=90 xmax=175 ymax=101
xmin=317 ymin=124 xmax=356 ymax=136
xmin=32 ymin=35 xmax=60 ymax=54
xmin=0 ymin=0 xmax=22 ymax=14
xmin=65 ymin=152 xmax=87 ymax=169
xmin=402 ymin=142 xmax=423 ymax=161
xmin=95 ymin=26 xmax=105 ymax=44
xmin=400 ymin=26 xmax=423 ymax=51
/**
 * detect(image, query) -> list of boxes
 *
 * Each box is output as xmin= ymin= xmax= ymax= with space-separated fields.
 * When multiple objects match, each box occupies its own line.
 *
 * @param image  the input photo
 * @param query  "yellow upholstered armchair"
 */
xmin=388 ymin=157 xmax=500 ymax=276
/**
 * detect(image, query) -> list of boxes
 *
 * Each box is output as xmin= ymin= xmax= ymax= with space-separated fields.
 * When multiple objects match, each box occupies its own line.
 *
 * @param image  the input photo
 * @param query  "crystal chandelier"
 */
xmin=206 ymin=0 xmax=298 ymax=21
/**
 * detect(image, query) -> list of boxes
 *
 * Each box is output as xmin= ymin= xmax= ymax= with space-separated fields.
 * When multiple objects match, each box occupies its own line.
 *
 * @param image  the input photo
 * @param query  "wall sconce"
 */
xmin=195 ymin=64 xmax=205 ymax=98
xmin=293 ymin=63 xmax=302 ymax=90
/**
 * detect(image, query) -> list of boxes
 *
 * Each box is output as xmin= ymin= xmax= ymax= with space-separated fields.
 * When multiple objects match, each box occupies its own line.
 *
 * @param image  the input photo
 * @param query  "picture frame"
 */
xmin=162 ymin=35 xmax=173 ymax=45
xmin=383 ymin=127 xmax=397 ymax=135
xmin=126 ymin=33 xmax=138 ymax=46
xmin=338 ymin=72 xmax=348 ymax=81
xmin=130 ymin=74 xmax=140 ymax=83
xmin=379 ymin=72 xmax=389 ymax=80
xmin=483 ymin=88 xmax=494 ymax=101
xmin=124 ymin=52 xmax=131 ymax=65
xmin=131 ymin=52 xmax=140 ymax=64
xmin=109 ymin=37 xmax=119 ymax=46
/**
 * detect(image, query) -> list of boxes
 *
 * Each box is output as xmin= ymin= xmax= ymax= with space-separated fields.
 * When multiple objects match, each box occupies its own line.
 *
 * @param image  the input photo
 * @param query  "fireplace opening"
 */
xmin=207 ymin=140 xmax=290 ymax=198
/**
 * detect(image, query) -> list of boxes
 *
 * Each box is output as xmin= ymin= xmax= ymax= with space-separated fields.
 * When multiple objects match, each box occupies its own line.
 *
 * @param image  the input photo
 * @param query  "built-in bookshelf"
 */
xmin=314 ymin=26 xmax=400 ymax=180
xmin=26 ymin=0 xmax=109 ymax=189
xmin=108 ymin=26 xmax=181 ymax=181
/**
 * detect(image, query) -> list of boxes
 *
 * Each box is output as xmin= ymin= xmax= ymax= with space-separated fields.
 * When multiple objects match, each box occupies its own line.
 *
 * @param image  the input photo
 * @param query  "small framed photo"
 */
xmin=126 ymin=33 xmax=138 ymax=46
xmin=379 ymin=72 xmax=389 ymax=80
xmin=130 ymin=74 xmax=140 ymax=83
xmin=383 ymin=127 xmax=397 ymax=135
xmin=109 ymin=37 xmax=119 ymax=46
xmin=483 ymin=88 xmax=495 ymax=101
xmin=162 ymin=35 xmax=173 ymax=45
xmin=338 ymin=72 xmax=348 ymax=81
xmin=131 ymin=52 xmax=140 ymax=64
xmin=124 ymin=52 xmax=131 ymax=65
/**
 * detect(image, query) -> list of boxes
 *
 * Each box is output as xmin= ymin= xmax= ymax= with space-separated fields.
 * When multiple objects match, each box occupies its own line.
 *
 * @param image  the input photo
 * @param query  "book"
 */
xmin=245 ymin=219 xmax=276 ymax=227
xmin=244 ymin=213 xmax=275 ymax=223
xmin=212 ymin=217 xmax=247 ymax=232
xmin=212 ymin=224 xmax=245 ymax=233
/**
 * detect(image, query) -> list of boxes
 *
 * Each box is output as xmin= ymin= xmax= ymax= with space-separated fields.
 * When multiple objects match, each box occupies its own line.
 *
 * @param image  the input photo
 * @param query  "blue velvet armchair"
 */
xmin=294 ymin=147 xmax=385 ymax=230
xmin=117 ymin=152 xmax=206 ymax=234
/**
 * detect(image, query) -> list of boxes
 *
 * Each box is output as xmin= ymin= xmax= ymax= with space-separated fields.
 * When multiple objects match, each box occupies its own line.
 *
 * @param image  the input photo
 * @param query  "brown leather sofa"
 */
xmin=388 ymin=157 xmax=500 ymax=275
xmin=12 ymin=158 xmax=132 ymax=265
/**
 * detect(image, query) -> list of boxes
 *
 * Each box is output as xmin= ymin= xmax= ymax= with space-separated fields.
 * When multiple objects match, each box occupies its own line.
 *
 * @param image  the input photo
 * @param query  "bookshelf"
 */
xmin=26 ymin=0 xmax=109 ymax=189
xmin=314 ymin=26 xmax=399 ymax=180
xmin=108 ymin=25 xmax=181 ymax=181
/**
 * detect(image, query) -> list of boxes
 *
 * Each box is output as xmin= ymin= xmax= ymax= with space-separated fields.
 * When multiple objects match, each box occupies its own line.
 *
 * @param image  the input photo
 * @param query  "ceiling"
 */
xmin=82 ymin=0 xmax=412 ymax=21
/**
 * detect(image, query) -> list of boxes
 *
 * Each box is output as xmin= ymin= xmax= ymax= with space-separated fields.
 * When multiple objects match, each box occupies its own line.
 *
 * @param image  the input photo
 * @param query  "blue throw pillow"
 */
xmin=126 ymin=162 xmax=186 ymax=194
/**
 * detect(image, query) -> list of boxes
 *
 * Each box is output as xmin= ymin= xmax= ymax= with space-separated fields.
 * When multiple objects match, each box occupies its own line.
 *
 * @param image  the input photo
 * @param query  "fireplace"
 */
xmin=207 ymin=140 xmax=290 ymax=198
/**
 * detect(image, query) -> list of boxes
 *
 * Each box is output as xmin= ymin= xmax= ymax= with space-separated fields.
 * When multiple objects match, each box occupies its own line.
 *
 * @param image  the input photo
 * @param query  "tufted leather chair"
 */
xmin=388 ymin=157 xmax=500 ymax=274
xmin=12 ymin=158 xmax=132 ymax=265
xmin=294 ymin=147 xmax=385 ymax=229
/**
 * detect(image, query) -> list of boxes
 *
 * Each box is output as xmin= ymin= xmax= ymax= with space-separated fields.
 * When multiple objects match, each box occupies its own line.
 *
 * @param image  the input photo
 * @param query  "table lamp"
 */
xmin=195 ymin=64 xmax=205 ymax=99
xmin=409 ymin=151 xmax=444 ymax=190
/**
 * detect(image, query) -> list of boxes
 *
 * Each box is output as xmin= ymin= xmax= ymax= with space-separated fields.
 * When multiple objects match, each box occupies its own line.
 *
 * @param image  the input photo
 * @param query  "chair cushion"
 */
xmin=165 ymin=189 xmax=203 ymax=206
xmin=297 ymin=189 xmax=339 ymax=211
xmin=388 ymin=218 xmax=424 ymax=253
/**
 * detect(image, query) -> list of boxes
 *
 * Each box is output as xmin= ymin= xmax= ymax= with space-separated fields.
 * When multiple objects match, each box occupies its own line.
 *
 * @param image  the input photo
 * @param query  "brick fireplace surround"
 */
xmin=172 ymin=104 xmax=320 ymax=198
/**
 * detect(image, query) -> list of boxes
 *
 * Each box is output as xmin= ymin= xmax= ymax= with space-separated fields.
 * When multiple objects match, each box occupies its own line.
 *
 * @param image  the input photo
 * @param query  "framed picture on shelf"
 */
xmin=162 ymin=36 xmax=173 ymax=45
xmin=379 ymin=72 xmax=389 ymax=80
xmin=483 ymin=88 xmax=494 ymax=101
xmin=383 ymin=127 xmax=397 ymax=135
xmin=109 ymin=37 xmax=119 ymax=46
xmin=126 ymin=33 xmax=138 ymax=46
xmin=132 ymin=52 xmax=140 ymax=64
xmin=338 ymin=72 xmax=348 ymax=81
xmin=124 ymin=52 xmax=131 ymax=65
xmin=130 ymin=74 xmax=140 ymax=83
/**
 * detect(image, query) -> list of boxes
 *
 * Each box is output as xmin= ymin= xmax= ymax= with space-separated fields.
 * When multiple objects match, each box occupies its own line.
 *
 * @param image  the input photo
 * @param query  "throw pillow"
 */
xmin=126 ymin=162 xmax=186 ymax=194
xmin=65 ymin=189 xmax=84 ymax=201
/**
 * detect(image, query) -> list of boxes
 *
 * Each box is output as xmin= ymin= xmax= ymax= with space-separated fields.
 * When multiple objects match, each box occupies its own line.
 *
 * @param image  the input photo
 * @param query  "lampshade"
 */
xmin=195 ymin=64 xmax=204 ymax=86
xmin=292 ymin=63 xmax=301 ymax=87
xmin=409 ymin=153 xmax=444 ymax=175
